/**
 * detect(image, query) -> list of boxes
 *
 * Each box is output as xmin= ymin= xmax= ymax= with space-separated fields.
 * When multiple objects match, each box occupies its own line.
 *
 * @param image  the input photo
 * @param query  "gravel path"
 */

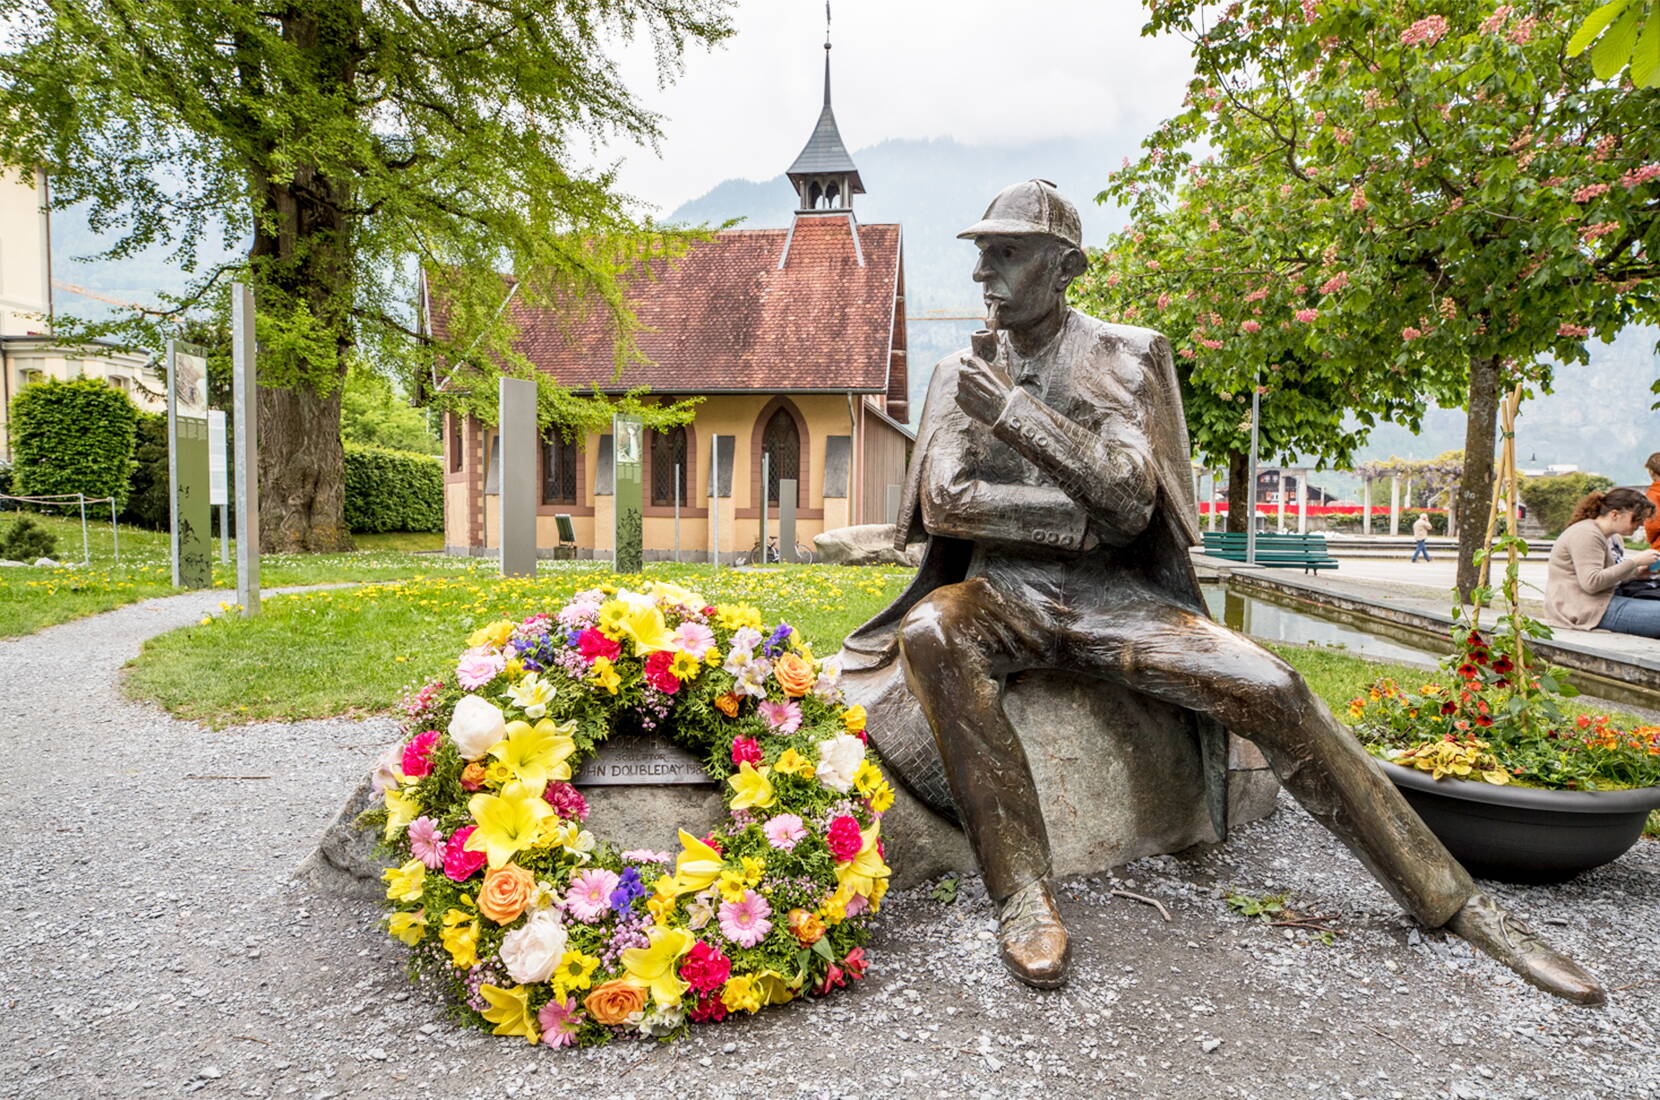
xmin=3 ymin=590 xmax=1658 ymax=1099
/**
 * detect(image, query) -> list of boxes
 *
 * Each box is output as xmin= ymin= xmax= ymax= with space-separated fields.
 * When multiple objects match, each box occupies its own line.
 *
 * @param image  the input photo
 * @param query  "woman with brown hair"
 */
xmin=1544 ymin=487 xmax=1660 ymax=637
xmin=1644 ymin=452 xmax=1660 ymax=551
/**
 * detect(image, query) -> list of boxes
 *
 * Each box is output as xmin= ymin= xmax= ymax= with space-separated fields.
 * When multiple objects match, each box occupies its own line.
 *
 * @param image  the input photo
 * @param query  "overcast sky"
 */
xmin=605 ymin=0 xmax=1197 ymax=215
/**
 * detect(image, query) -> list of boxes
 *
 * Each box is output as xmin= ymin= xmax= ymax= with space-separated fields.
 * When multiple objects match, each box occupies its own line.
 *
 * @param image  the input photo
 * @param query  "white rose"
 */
xmin=498 ymin=909 xmax=567 ymax=984
xmin=815 ymin=733 xmax=866 ymax=793
xmin=448 ymin=694 xmax=507 ymax=761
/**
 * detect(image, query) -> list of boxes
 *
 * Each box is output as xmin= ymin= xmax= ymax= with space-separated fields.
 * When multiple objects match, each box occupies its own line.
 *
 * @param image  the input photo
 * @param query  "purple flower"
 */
xmin=763 ymin=622 xmax=794 ymax=657
xmin=610 ymin=866 xmax=648 ymax=911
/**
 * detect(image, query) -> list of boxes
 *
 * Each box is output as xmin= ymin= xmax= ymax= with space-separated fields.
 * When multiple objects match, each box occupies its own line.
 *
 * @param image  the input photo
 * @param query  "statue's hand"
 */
xmin=955 ymin=354 xmax=1012 ymax=425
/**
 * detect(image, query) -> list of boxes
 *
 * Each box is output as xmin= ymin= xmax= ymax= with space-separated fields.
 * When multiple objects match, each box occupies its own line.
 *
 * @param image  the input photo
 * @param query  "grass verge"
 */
xmin=124 ymin=563 xmax=912 ymax=725
xmin=0 ymin=512 xmax=460 ymax=638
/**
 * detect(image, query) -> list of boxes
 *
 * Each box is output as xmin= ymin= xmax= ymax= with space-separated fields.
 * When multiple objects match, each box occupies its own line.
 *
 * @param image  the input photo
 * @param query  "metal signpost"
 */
xmin=498 ymin=377 xmax=537 ymax=578
xmin=167 ymin=339 xmax=212 ymax=588
xmin=232 ymin=282 xmax=260 ymax=615
xmin=208 ymin=409 xmax=229 ymax=563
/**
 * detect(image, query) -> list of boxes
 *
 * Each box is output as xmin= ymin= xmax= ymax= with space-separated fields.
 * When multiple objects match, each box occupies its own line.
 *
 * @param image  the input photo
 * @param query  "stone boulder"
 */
xmin=814 ymin=524 xmax=923 ymax=567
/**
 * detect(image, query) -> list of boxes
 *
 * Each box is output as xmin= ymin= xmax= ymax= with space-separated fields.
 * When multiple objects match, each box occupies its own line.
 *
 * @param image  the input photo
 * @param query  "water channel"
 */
xmin=1201 ymin=583 xmax=1443 ymax=669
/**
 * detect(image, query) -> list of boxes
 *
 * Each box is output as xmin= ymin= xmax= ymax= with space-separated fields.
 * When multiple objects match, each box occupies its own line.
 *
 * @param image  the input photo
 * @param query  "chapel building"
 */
xmin=429 ymin=42 xmax=911 ymax=562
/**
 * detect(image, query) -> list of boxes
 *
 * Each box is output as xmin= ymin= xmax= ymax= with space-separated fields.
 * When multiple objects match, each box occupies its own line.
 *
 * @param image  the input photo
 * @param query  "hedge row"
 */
xmin=343 ymin=443 xmax=443 ymax=534
xmin=8 ymin=377 xmax=139 ymax=508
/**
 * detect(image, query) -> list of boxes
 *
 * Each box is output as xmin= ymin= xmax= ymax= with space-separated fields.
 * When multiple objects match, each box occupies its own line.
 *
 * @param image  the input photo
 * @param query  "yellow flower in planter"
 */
xmin=620 ymin=926 xmax=694 ymax=1006
xmin=490 ymin=718 xmax=576 ymax=790
xmin=466 ymin=782 xmax=554 ymax=869
xmin=477 ymin=984 xmax=539 ymax=1044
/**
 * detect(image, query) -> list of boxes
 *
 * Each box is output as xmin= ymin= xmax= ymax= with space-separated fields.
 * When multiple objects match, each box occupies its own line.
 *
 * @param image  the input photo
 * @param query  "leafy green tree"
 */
xmin=1569 ymin=0 xmax=1660 ymax=87
xmin=1520 ymin=471 xmax=1614 ymax=535
xmin=8 ymin=377 xmax=140 ymax=507
xmin=0 ymin=0 xmax=731 ymax=551
xmin=341 ymin=361 xmax=438 ymax=455
xmin=1111 ymin=0 xmax=1660 ymax=597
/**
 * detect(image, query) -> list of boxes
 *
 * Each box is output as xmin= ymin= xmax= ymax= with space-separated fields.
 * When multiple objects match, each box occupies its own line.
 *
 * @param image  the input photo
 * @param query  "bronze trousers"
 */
xmin=897 ymin=562 xmax=1475 ymax=927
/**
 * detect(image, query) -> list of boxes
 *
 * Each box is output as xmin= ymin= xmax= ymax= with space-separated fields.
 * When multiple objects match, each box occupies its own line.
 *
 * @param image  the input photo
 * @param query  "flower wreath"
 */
xmin=370 ymin=580 xmax=895 ymax=1048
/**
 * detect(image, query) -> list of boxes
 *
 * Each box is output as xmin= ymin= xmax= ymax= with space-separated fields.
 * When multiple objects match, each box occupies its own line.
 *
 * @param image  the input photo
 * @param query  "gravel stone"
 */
xmin=2 ymin=588 xmax=1658 ymax=1099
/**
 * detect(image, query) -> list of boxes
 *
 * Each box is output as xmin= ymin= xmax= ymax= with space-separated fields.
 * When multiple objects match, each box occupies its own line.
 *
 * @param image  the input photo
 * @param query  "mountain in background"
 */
xmin=671 ymin=135 xmax=1659 ymax=482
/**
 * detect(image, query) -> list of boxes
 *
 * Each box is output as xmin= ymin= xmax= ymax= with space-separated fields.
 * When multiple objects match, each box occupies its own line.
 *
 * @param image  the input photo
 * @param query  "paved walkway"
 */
xmin=2 ymin=592 xmax=1658 ymax=1098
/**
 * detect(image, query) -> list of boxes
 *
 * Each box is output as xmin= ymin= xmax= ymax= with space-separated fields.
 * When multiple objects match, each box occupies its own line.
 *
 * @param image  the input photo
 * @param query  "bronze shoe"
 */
xmin=1444 ymin=892 xmax=1606 ymax=1006
xmin=997 ymin=879 xmax=1070 ymax=989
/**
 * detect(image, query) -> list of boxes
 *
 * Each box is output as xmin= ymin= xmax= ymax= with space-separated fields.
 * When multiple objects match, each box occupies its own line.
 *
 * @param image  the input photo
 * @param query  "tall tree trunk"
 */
xmin=1455 ymin=353 xmax=1501 ymax=601
xmin=244 ymin=4 xmax=359 ymax=553
xmin=1226 ymin=448 xmax=1251 ymax=534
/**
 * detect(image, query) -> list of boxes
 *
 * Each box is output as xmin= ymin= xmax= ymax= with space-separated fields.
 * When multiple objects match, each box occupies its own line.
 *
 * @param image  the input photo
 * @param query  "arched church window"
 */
xmin=761 ymin=408 xmax=800 ymax=505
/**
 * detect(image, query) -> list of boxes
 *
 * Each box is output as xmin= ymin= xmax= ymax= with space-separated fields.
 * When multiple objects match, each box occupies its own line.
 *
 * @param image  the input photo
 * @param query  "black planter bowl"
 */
xmin=1377 ymin=760 xmax=1660 ymax=884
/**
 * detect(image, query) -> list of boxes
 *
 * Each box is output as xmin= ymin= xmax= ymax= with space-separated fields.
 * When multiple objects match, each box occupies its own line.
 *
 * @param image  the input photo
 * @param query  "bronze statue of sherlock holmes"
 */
xmin=842 ymin=180 xmax=1604 ymax=1005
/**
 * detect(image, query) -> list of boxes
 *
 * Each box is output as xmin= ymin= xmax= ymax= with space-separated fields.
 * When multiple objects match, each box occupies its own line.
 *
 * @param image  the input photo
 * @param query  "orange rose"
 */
xmin=477 ymin=863 xmax=536 ymax=924
xmin=715 ymin=692 xmax=742 ymax=718
xmin=460 ymin=762 xmax=487 ymax=791
xmin=774 ymin=652 xmax=815 ymax=698
xmin=787 ymin=907 xmax=825 ymax=946
xmin=584 ymin=979 xmax=648 ymax=1025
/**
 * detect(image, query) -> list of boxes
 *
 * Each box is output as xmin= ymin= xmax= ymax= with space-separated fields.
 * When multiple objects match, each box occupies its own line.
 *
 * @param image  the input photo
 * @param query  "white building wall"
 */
xmin=0 ymin=167 xmax=51 ymax=336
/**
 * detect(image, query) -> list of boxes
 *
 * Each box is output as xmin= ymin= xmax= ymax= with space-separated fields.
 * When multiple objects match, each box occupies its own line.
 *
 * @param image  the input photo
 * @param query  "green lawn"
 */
xmin=0 ymin=511 xmax=460 ymax=638
xmin=124 ymin=563 xmax=913 ymax=725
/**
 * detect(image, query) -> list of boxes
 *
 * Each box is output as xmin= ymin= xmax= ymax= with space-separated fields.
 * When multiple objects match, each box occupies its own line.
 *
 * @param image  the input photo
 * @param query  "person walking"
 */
xmin=1410 ymin=513 xmax=1432 ymax=562
xmin=1544 ymin=487 xmax=1660 ymax=638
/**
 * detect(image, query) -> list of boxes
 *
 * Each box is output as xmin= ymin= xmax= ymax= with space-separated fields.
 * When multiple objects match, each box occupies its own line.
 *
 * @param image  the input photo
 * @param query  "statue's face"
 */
xmin=971 ymin=235 xmax=1069 ymax=330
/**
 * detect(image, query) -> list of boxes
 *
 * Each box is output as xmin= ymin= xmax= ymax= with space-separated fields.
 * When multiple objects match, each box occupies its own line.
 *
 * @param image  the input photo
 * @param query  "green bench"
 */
xmin=1199 ymin=531 xmax=1340 ymax=574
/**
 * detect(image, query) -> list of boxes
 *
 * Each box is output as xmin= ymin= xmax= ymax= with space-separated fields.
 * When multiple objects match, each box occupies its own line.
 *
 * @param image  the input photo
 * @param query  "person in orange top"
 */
xmin=1645 ymin=452 xmax=1660 ymax=550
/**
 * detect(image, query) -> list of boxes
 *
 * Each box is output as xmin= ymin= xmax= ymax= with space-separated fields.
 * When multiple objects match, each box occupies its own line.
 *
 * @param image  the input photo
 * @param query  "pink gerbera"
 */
xmin=763 ymin=813 xmax=807 ymax=851
xmin=565 ymin=868 xmax=620 ymax=922
xmin=671 ymin=622 xmax=716 ymax=660
xmin=456 ymin=652 xmax=505 ymax=689
xmin=718 ymin=890 xmax=773 ymax=948
xmin=757 ymin=700 xmax=802 ymax=735
xmin=538 ymin=996 xmax=581 ymax=1048
xmin=408 ymin=816 xmax=445 ymax=869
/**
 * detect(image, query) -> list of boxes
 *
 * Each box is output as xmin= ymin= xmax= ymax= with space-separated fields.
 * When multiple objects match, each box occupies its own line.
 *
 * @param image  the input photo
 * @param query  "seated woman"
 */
xmin=1544 ymin=487 xmax=1660 ymax=638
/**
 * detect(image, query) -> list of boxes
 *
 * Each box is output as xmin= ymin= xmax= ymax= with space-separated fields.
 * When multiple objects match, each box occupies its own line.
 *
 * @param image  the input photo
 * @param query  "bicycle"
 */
xmin=735 ymin=535 xmax=814 ymax=566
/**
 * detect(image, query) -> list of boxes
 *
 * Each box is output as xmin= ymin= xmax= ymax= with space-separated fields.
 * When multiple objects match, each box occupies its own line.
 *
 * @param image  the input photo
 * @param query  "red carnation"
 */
xmin=576 ymin=628 xmax=620 ymax=663
xmin=644 ymin=650 xmax=681 ymax=694
xmin=679 ymin=941 xmax=733 ymax=993
xmin=827 ymin=815 xmax=863 ymax=861
xmin=400 ymin=730 xmax=439 ymax=778
xmin=688 ymin=991 xmax=728 ymax=1022
xmin=731 ymin=737 xmax=762 ymax=768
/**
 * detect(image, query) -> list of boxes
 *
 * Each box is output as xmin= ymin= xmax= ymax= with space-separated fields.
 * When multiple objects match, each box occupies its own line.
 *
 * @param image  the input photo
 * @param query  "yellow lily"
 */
xmin=752 ymin=968 xmax=802 ymax=1006
xmin=620 ymin=925 xmax=695 ymax=1007
xmin=490 ymin=718 xmax=577 ymax=791
xmin=466 ymin=782 xmax=554 ymax=869
xmin=772 ymin=748 xmax=815 ymax=779
xmin=834 ymin=821 xmax=891 ymax=910
xmin=663 ymin=829 xmax=724 ymax=896
xmin=591 ymin=657 xmax=621 ymax=695
xmin=619 ymin=604 xmax=676 ymax=655
xmin=727 ymin=762 xmax=776 ymax=810
xmin=382 ymin=859 xmax=425 ymax=903
xmin=646 ymin=579 xmax=706 ymax=608
xmin=382 ymin=787 xmax=420 ymax=841
xmin=477 ymin=984 xmax=539 ymax=1044
xmin=386 ymin=909 xmax=426 ymax=945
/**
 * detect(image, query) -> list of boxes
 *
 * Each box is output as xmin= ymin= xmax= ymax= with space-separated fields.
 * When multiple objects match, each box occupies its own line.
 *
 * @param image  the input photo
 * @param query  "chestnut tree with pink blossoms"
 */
xmin=1092 ymin=0 xmax=1660 ymax=597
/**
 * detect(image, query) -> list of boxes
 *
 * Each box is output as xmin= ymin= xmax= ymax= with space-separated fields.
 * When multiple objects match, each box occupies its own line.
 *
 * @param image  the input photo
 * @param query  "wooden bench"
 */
xmin=1200 ymin=531 xmax=1340 ymax=574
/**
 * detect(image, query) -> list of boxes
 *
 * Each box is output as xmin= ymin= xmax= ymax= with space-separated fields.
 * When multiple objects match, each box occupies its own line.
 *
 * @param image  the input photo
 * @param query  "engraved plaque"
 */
xmin=572 ymin=731 xmax=716 ymax=786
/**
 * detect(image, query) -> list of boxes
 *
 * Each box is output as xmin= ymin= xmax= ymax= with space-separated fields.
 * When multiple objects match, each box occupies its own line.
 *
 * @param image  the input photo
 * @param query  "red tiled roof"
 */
xmin=430 ymin=215 xmax=902 ymax=394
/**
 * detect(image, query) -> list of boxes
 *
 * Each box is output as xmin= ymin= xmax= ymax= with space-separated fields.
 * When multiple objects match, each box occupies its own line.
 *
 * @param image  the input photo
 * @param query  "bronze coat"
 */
xmin=841 ymin=313 xmax=1230 ymax=838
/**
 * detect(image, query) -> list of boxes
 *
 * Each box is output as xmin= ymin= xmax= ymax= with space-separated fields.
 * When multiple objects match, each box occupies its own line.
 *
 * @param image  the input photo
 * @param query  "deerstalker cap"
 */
xmin=957 ymin=179 xmax=1083 ymax=249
